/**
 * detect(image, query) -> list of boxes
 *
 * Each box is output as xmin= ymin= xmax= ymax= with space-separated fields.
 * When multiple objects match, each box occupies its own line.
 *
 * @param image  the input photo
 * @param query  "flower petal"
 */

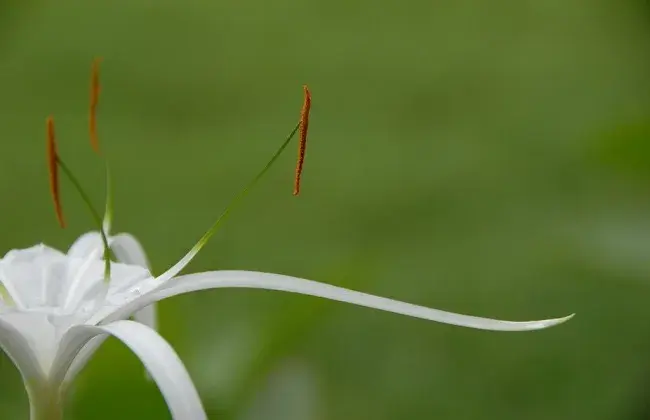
xmin=99 ymin=271 xmax=573 ymax=331
xmin=61 ymin=335 xmax=107 ymax=386
xmin=67 ymin=231 xmax=157 ymax=329
xmin=67 ymin=232 xmax=103 ymax=258
xmin=68 ymin=232 xmax=150 ymax=269
xmin=133 ymin=303 xmax=158 ymax=330
xmin=103 ymin=233 xmax=157 ymax=335
xmin=108 ymin=233 xmax=151 ymax=268
xmin=52 ymin=320 xmax=206 ymax=419
xmin=0 ymin=317 xmax=47 ymax=416
xmin=0 ymin=317 xmax=44 ymax=381
xmin=132 ymin=303 xmax=157 ymax=382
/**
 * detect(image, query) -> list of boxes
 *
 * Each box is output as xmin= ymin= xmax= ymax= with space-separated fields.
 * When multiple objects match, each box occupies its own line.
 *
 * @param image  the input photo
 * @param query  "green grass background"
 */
xmin=1 ymin=0 xmax=650 ymax=419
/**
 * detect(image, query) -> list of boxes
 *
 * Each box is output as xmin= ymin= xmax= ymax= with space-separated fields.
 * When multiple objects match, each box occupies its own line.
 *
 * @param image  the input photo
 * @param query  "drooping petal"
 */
xmin=132 ymin=304 xmax=157 ymax=382
xmin=0 ymin=318 xmax=44 ymax=380
xmin=61 ymin=335 xmax=107 ymax=387
xmin=0 ymin=317 xmax=47 ymax=417
xmin=97 ymin=271 xmax=573 ymax=331
xmin=51 ymin=320 xmax=206 ymax=419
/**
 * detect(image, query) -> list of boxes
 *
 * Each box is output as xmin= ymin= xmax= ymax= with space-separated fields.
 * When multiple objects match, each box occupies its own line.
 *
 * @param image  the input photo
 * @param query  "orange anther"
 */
xmin=46 ymin=116 xmax=65 ymax=228
xmin=294 ymin=85 xmax=311 ymax=196
xmin=89 ymin=57 xmax=103 ymax=154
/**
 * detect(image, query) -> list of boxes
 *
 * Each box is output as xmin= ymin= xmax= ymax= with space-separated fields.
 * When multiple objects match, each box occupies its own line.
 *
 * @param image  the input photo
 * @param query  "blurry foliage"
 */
xmin=596 ymin=121 xmax=650 ymax=180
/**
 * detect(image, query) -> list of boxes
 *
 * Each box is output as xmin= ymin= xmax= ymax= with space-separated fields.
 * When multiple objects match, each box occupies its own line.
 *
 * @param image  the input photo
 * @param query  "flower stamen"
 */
xmin=87 ymin=58 xmax=113 ymax=233
xmin=45 ymin=112 xmax=112 ymax=280
xmin=155 ymin=86 xmax=310 ymax=282
xmin=46 ymin=116 xmax=65 ymax=228
xmin=89 ymin=57 xmax=102 ymax=154
xmin=293 ymin=85 xmax=311 ymax=196
xmin=56 ymin=158 xmax=113 ymax=281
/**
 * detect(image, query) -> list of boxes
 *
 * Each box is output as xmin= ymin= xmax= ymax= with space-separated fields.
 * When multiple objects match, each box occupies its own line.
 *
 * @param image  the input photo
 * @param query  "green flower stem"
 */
xmin=190 ymin=121 xmax=300 ymax=254
xmin=28 ymin=383 xmax=63 ymax=420
xmin=57 ymin=158 xmax=112 ymax=280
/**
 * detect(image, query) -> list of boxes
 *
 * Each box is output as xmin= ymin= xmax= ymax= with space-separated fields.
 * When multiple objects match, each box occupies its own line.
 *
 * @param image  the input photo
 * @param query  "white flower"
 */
xmin=0 ymin=227 xmax=572 ymax=419
xmin=0 ymin=242 xmax=203 ymax=420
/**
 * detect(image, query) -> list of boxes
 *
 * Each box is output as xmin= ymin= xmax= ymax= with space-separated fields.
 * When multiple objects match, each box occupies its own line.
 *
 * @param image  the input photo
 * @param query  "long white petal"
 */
xmin=100 ymin=271 xmax=573 ymax=331
xmin=51 ymin=320 xmax=206 ymax=419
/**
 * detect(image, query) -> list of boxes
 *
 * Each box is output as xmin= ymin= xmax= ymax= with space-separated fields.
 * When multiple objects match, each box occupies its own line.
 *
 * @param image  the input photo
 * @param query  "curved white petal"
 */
xmin=0 ymin=317 xmax=47 ymax=418
xmin=67 ymin=232 xmax=103 ymax=259
xmin=100 ymin=271 xmax=573 ymax=331
xmin=68 ymin=232 xmax=151 ymax=269
xmin=107 ymin=233 xmax=158 ymax=337
xmin=61 ymin=335 xmax=107 ymax=387
xmin=0 ymin=317 xmax=44 ymax=381
xmin=51 ymin=320 xmax=206 ymax=419
xmin=109 ymin=233 xmax=151 ymax=268
xmin=132 ymin=303 xmax=157 ymax=381
xmin=133 ymin=303 xmax=158 ymax=330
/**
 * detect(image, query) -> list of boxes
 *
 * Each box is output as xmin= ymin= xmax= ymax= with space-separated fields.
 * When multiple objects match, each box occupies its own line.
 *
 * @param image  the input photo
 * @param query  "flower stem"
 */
xmin=28 ymin=384 xmax=63 ymax=420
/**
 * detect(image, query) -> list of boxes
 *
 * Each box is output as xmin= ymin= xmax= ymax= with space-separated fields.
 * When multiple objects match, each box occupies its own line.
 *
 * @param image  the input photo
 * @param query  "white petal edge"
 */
xmin=108 ymin=233 xmax=158 ymax=335
xmin=68 ymin=232 xmax=151 ymax=269
xmin=132 ymin=304 xmax=157 ymax=381
xmin=0 ymin=318 xmax=47 ymax=417
xmin=98 ymin=270 xmax=573 ymax=331
xmin=0 ymin=317 xmax=45 ymax=379
xmin=67 ymin=232 xmax=103 ymax=258
xmin=133 ymin=304 xmax=158 ymax=330
xmin=61 ymin=335 xmax=107 ymax=387
xmin=67 ymin=232 xmax=158 ymax=329
xmin=50 ymin=320 xmax=206 ymax=419
xmin=67 ymin=231 xmax=157 ymax=379
xmin=109 ymin=233 xmax=151 ymax=269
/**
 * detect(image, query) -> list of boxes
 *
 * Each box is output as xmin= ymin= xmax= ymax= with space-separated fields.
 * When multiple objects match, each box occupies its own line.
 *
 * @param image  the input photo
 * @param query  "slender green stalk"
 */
xmin=157 ymin=121 xmax=300 ymax=282
xmin=193 ymin=121 xmax=300 ymax=251
xmin=102 ymin=161 xmax=113 ymax=234
xmin=57 ymin=158 xmax=111 ymax=280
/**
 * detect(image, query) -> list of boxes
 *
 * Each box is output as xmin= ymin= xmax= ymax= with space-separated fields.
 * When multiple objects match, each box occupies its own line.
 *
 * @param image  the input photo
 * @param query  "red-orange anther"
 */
xmin=89 ymin=57 xmax=103 ymax=154
xmin=294 ymin=85 xmax=311 ymax=196
xmin=46 ymin=116 xmax=65 ymax=228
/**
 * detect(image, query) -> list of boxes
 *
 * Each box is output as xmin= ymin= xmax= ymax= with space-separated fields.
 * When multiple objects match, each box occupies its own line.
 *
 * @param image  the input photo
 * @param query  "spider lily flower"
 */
xmin=0 ymin=62 xmax=573 ymax=420
xmin=1 ymin=237 xmax=574 ymax=420
xmin=1 ymin=237 xmax=573 ymax=420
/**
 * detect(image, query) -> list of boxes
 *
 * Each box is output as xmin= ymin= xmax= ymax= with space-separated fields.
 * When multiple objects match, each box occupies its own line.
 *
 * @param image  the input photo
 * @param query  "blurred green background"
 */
xmin=1 ymin=0 xmax=650 ymax=419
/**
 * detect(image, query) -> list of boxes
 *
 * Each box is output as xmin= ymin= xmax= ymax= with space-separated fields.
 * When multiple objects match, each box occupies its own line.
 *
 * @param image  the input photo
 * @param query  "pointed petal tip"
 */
xmin=544 ymin=312 xmax=575 ymax=327
xmin=523 ymin=313 xmax=574 ymax=331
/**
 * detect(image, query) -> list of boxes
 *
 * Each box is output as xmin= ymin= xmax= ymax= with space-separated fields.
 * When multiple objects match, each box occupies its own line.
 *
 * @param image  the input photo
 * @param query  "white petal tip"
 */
xmin=527 ymin=313 xmax=575 ymax=330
